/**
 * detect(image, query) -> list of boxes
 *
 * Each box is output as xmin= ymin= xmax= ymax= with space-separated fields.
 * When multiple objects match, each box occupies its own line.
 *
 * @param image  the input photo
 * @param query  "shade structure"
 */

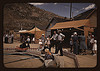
xmin=28 ymin=27 xmax=41 ymax=34
xmin=50 ymin=19 xmax=91 ymax=30
xmin=18 ymin=27 xmax=45 ymax=43
xmin=19 ymin=30 xmax=29 ymax=33
xmin=18 ymin=27 xmax=41 ymax=34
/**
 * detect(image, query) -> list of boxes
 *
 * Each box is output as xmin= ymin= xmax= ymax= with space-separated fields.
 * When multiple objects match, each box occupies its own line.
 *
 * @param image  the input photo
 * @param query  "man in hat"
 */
xmin=72 ymin=32 xmax=79 ymax=55
xmin=56 ymin=30 xmax=65 ymax=56
xmin=50 ymin=31 xmax=58 ymax=53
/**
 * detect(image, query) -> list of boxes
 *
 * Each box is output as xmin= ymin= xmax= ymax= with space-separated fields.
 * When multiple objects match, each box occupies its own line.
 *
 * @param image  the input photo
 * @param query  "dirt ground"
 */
xmin=3 ymin=41 xmax=97 ymax=68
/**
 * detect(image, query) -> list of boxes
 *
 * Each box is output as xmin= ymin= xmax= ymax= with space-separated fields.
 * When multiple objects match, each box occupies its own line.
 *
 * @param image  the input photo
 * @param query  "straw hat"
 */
xmin=57 ymin=30 xmax=62 ymax=33
xmin=45 ymin=48 xmax=49 ymax=53
xmin=63 ymin=49 xmax=68 ymax=52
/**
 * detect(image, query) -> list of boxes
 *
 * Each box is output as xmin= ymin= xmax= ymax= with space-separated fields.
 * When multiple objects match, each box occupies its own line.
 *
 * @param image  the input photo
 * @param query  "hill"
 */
xmin=4 ymin=3 xmax=66 ymax=32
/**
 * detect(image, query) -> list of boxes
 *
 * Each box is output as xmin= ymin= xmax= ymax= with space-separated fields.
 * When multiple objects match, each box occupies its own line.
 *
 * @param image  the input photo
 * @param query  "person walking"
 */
xmin=72 ymin=32 xmax=79 ymax=55
xmin=50 ymin=31 xmax=58 ymax=54
xmin=56 ymin=30 xmax=65 ymax=56
xmin=79 ymin=33 xmax=87 ymax=55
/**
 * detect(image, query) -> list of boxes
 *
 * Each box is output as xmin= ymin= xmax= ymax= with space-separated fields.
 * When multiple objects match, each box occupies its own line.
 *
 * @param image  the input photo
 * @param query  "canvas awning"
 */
xmin=18 ymin=27 xmax=41 ymax=34
xmin=28 ymin=27 xmax=41 ymax=34
xmin=50 ymin=19 xmax=91 ymax=30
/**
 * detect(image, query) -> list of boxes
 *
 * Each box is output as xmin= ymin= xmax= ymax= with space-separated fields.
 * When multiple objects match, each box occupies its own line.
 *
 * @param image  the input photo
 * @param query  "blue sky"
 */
xmin=29 ymin=3 xmax=96 ymax=18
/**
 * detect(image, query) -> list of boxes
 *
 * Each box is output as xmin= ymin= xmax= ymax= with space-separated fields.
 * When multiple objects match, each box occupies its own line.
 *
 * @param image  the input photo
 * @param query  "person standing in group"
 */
xmin=27 ymin=36 xmax=30 ymax=43
xmin=41 ymin=34 xmax=45 ymax=46
xmin=50 ymin=31 xmax=58 ymax=54
xmin=46 ymin=35 xmax=51 ymax=51
xmin=56 ymin=30 xmax=65 ymax=56
xmin=90 ymin=35 xmax=95 ymax=55
xmin=79 ymin=33 xmax=87 ymax=55
xmin=70 ymin=37 xmax=73 ymax=53
xmin=92 ymin=40 xmax=97 ymax=56
xmin=72 ymin=32 xmax=79 ymax=55
xmin=8 ymin=33 xmax=12 ymax=44
xmin=11 ymin=33 xmax=14 ymax=43
xmin=87 ymin=33 xmax=92 ymax=50
xmin=32 ymin=37 xmax=35 ymax=44
xmin=5 ymin=33 xmax=8 ymax=43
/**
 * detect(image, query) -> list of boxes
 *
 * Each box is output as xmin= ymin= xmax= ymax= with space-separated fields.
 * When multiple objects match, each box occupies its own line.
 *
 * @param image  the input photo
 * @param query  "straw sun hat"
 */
xmin=45 ymin=48 xmax=49 ymax=53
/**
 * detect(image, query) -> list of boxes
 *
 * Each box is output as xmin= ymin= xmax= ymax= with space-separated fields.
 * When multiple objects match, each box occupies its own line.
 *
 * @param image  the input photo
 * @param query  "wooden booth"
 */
xmin=51 ymin=19 xmax=94 ymax=46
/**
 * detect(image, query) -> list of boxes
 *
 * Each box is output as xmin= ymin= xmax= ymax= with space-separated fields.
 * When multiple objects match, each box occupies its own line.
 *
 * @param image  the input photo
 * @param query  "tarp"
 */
xmin=50 ymin=19 xmax=91 ymax=30
xmin=18 ymin=27 xmax=41 ymax=34
xmin=28 ymin=27 xmax=41 ymax=34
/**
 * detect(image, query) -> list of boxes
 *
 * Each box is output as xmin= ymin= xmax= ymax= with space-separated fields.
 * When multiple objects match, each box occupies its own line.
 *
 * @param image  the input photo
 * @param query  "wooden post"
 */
xmin=84 ymin=27 xmax=88 ymax=45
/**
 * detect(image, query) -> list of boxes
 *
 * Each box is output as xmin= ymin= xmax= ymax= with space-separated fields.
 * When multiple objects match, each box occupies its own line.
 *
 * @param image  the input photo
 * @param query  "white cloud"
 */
xmin=74 ymin=4 xmax=95 ymax=13
xmin=84 ymin=4 xmax=95 ymax=10
xmin=29 ymin=3 xmax=44 ymax=6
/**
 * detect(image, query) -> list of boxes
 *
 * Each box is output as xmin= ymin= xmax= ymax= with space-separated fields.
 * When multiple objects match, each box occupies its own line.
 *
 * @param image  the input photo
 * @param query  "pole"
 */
xmin=35 ymin=23 xmax=36 ymax=43
xmin=70 ymin=3 xmax=72 ymax=19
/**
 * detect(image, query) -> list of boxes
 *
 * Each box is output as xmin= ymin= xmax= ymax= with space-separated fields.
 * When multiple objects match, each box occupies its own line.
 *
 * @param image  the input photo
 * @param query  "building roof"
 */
xmin=50 ymin=19 xmax=91 ymax=30
xmin=74 ymin=8 xmax=97 ymax=20
xmin=46 ymin=17 xmax=71 ymax=29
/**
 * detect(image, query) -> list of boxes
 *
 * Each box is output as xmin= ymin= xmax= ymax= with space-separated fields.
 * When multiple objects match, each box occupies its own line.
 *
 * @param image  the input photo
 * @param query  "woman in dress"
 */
xmin=92 ymin=40 xmax=97 ymax=56
xmin=79 ymin=33 xmax=87 ymax=55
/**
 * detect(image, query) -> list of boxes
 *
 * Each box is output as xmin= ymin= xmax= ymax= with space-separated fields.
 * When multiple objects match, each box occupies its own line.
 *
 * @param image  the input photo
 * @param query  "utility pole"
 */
xmin=70 ymin=3 xmax=72 ymax=19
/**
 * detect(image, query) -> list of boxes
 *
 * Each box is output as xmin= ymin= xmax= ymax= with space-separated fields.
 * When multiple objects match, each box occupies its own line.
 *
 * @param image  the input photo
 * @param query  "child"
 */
xmin=38 ymin=39 xmax=44 ymax=51
xmin=44 ymin=48 xmax=55 ymax=67
xmin=93 ymin=40 xmax=97 ymax=56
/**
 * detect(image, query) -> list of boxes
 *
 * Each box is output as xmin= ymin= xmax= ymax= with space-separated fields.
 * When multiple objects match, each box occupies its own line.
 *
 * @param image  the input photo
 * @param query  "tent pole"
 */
xmin=35 ymin=24 xmax=36 ymax=43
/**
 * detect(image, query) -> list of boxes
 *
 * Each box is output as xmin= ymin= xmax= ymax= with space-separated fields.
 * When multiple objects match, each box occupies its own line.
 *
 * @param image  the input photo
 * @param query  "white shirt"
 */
xmin=51 ymin=34 xmax=58 ymax=40
xmin=58 ymin=33 xmax=65 ymax=41
xmin=27 ymin=38 xmax=30 ymax=42
xmin=32 ymin=38 xmax=35 ymax=41
xmin=90 ymin=38 xmax=94 ymax=44
xmin=11 ymin=34 xmax=14 ymax=37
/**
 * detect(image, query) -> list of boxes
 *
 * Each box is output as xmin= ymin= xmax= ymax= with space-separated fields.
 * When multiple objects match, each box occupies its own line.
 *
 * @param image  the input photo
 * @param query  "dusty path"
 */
xmin=3 ymin=41 xmax=97 ymax=68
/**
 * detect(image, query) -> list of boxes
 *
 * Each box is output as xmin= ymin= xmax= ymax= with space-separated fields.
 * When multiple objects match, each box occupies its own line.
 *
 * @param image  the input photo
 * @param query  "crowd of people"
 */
xmin=4 ymin=31 xmax=97 ymax=56
xmin=4 ymin=31 xmax=97 ymax=67
xmin=38 ymin=31 xmax=97 ymax=56
xmin=70 ymin=32 xmax=97 ymax=56
xmin=3 ymin=33 xmax=14 ymax=44
xmin=38 ymin=30 xmax=65 ymax=56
